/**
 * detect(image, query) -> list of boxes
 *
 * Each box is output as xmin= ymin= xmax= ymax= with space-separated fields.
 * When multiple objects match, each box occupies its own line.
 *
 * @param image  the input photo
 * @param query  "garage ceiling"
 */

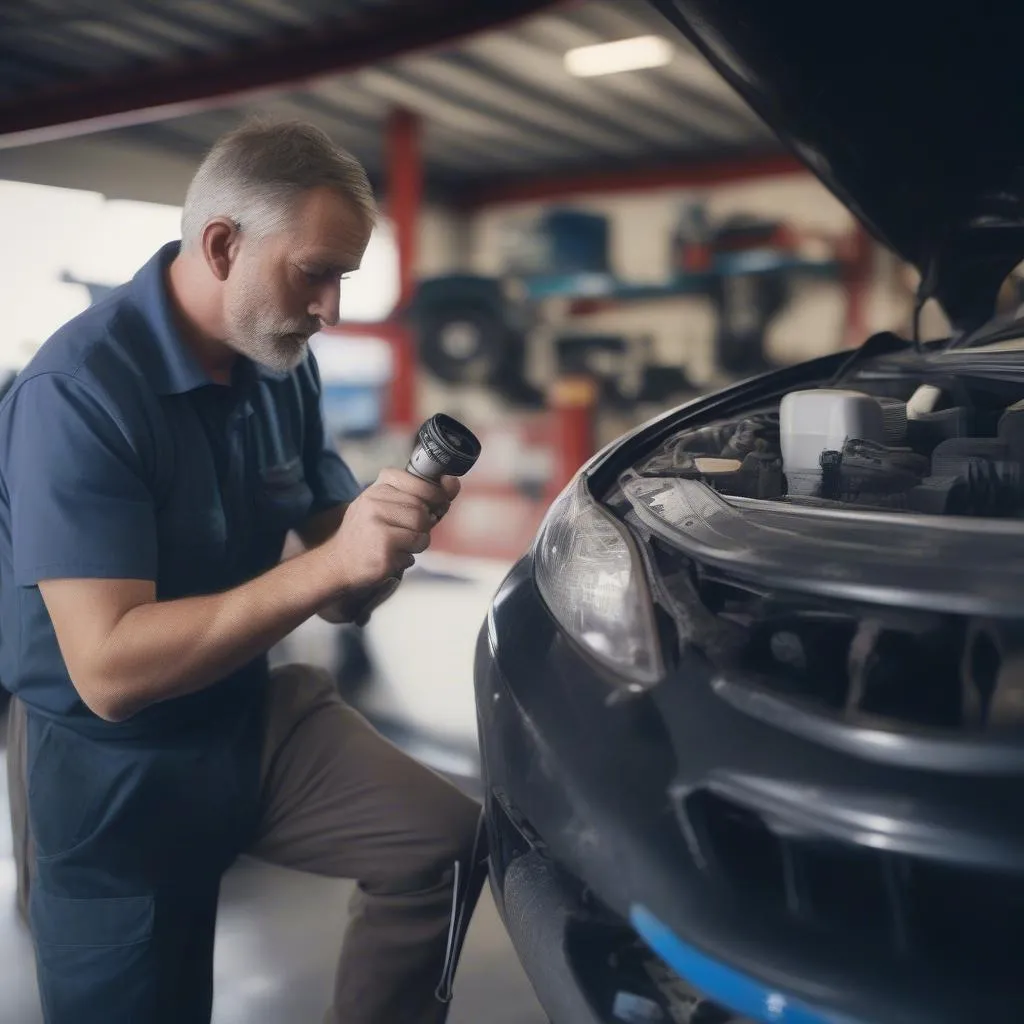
xmin=0 ymin=0 xmax=781 ymax=205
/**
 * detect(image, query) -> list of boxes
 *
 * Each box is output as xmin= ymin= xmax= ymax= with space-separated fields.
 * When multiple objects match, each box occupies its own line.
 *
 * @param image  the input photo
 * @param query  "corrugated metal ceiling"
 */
xmin=0 ymin=0 xmax=779 ymax=201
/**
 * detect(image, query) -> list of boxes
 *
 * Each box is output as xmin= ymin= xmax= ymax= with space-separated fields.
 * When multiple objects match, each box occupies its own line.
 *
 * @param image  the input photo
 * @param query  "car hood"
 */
xmin=650 ymin=0 xmax=1024 ymax=332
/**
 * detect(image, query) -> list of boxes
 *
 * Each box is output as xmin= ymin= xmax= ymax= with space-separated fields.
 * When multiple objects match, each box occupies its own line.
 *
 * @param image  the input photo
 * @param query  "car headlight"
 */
xmin=533 ymin=476 xmax=664 ymax=686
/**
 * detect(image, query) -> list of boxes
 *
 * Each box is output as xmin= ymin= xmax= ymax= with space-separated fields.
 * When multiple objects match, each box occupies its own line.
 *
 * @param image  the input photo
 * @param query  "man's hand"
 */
xmin=431 ymin=472 xmax=461 ymax=519
xmin=36 ymin=471 xmax=461 ymax=721
xmin=324 ymin=469 xmax=461 ymax=620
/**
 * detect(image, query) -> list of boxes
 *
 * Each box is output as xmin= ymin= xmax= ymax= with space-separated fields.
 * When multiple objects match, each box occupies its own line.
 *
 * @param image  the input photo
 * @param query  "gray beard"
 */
xmin=238 ymin=331 xmax=308 ymax=374
xmin=227 ymin=303 xmax=312 ymax=374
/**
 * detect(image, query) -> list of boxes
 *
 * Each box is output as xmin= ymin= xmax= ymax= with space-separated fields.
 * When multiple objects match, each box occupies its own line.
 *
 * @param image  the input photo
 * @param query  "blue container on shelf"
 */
xmin=311 ymin=333 xmax=393 ymax=440
xmin=503 ymin=208 xmax=610 ymax=277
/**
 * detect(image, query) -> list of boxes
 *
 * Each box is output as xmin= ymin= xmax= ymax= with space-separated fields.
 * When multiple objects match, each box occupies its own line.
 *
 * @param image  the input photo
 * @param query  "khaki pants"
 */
xmin=8 ymin=664 xmax=485 ymax=1024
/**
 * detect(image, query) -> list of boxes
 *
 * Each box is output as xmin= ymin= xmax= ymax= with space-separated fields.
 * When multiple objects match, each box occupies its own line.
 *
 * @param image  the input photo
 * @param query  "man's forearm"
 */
xmin=288 ymin=503 xmax=353 ymax=624
xmin=96 ymin=546 xmax=345 ymax=720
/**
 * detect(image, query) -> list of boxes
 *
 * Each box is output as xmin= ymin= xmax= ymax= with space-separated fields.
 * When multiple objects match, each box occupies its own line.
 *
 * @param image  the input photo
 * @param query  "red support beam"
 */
xmin=842 ymin=224 xmax=874 ymax=348
xmin=0 ymin=0 xmax=562 ymax=150
xmin=384 ymin=108 xmax=423 ymax=430
xmin=460 ymin=152 xmax=807 ymax=209
xmin=548 ymin=376 xmax=599 ymax=498
xmin=388 ymin=109 xmax=423 ymax=310
xmin=382 ymin=318 xmax=416 ymax=430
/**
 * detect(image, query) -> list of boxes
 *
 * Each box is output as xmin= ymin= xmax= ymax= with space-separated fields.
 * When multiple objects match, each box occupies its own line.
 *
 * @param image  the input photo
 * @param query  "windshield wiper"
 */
xmin=909 ymin=254 xmax=1018 ymax=352
xmin=945 ymin=312 xmax=1024 ymax=352
xmin=830 ymin=330 xmax=916 ymax=384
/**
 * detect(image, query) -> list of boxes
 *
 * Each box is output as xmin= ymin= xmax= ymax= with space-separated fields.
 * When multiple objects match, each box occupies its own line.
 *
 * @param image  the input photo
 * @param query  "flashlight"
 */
xmin=351 ymin=413 xmax=482 ymax=625
xmin=406 ymin=413 xmax=482 ymax=483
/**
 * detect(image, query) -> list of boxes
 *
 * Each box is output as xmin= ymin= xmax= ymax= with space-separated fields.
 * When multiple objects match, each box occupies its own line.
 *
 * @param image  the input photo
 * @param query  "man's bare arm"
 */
xmin=290 ymin=504 xmax=352 ymax=623
xmin=295 ymin=503 xmax=348 ymax=550
xmin=41 ymin=545 xmax=354 ymax=723
xmin=39 ymin=468 xmax=449 ymax=723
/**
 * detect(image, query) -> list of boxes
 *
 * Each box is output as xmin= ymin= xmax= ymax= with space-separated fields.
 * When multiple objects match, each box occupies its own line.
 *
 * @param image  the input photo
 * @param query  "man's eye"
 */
xmin=301 ymin=269 xmax=352 ymax=285
xmin=299 ymin=267 xmax=354 ymax=287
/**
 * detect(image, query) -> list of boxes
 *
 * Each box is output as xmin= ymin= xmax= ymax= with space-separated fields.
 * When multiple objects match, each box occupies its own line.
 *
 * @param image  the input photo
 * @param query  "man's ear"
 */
xmin=201 ymin=218 xmax=240 ymax=282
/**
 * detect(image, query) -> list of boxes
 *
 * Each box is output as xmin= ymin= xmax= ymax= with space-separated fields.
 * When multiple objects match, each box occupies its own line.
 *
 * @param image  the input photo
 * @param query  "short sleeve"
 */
xmin=301 ymin=353 xmax=363 ymax=513
xmin=3 ymin=373 xmax=158 ymax=586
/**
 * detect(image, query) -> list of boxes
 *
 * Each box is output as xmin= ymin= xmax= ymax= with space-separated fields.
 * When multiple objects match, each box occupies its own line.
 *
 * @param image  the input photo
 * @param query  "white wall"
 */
xmin=0 ymin=169 xmax=463 ymax=372
xmin=469 ymin=173 xmax=922 ymax=387
xmin=417 ymin=206 xmax=467 ymax=278
xmin=0 ymin=180 xmax=187 ymax=371
xmin=0 ymin=135 xmax=200 ymax=207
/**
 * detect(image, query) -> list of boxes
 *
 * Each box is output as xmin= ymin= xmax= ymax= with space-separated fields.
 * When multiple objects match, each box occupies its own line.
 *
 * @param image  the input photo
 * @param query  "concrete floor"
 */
xmin=0 ymin=716 xmax=548 ymax=1024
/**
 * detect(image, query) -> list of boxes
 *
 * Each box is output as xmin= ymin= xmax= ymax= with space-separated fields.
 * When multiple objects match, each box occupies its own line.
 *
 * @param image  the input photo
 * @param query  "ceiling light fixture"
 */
xmin=564 ymin=35 xmax=674 ymax=78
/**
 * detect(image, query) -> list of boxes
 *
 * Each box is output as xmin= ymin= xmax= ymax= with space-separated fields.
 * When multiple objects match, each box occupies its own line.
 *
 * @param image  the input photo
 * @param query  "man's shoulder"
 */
xmin=29 ymin=283 xmax=144 ymax=375
xmin=13 ymin=285 xmax=155 ymax=410
xmin=1 ymin=287 xmax=163 ymax=457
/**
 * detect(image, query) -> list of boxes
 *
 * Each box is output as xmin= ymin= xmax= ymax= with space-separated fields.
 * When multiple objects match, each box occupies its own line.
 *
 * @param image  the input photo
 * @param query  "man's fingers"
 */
xmin=371 ymin=497 xmax=434 ymax=533
xmin=374 ymin=486 xmax=436 ymax=510
xmin=383 ymin=525 xmax=431 ymax=556
xmin=372 ymin=484 xmax=453 ymax=524
xmin=439 ymin=475 xmax=462 ymax=502
xmin=377 ymin=467 xmax=449 ymax=506
xmin=428 ymin=476 xmax=460 ymax=522
xmin=368 ymin=468 xmax=463 ymax=530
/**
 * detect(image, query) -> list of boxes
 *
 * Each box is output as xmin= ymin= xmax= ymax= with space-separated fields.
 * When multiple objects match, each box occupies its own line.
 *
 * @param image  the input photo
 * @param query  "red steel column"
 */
xmin=548 ymin=376 xmax=599 ymax=498
xmin=842 ymin=224 xmax=873 ymax=348
xmin=385 ymin=107 xmax=422 ymax=429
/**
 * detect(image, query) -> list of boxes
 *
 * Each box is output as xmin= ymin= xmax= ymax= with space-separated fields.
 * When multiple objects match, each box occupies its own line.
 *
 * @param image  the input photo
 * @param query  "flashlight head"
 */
xmin=407 ymin=413 xmax=482 ymax=482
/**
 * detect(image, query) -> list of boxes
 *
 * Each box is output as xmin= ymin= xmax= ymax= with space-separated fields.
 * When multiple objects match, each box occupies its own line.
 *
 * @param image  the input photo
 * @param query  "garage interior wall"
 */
xmin=0 ymin=142 xmax=953 ymax=401
xmin=417 ymin=206 xmax=468 ymax=279
xmin=468 ymin=174 xmax=932 ymax=387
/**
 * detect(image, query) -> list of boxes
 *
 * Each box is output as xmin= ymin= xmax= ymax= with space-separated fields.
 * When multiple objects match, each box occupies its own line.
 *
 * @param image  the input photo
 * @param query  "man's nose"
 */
xmin=310 ymin=280 xmax=341 ymax=327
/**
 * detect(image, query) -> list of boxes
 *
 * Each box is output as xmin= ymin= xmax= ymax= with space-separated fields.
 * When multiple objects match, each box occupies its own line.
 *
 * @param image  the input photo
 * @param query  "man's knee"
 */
xmin=268 ymin=662 xmax=339 ymax=710
xmin=380 ymin=783 xmax=483 ymax=898
xmin=439 ymin=786 xmax=484 ymax=870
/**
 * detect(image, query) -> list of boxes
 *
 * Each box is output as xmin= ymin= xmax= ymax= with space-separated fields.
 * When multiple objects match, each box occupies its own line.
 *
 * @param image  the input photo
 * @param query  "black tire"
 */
xmin=417 ymin=304 xmax=512 ymax=385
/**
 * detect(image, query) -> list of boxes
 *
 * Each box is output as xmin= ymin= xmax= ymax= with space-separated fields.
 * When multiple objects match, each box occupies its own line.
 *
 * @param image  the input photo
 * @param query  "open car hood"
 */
xmin=651 ymin=0 xmax=1024 ymax=332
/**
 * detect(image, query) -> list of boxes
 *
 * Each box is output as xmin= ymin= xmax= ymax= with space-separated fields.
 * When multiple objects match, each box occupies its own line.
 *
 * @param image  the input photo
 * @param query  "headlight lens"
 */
xmin=533 ymin=477 xmax=664 ymax=686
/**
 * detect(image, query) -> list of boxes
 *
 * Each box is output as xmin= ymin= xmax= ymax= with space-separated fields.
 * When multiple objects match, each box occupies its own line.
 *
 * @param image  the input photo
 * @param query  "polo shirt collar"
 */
xmin=131 ymin=241 xmax=210 ymax=396
xmin=130 ymin=241 xmax=290 ymax=396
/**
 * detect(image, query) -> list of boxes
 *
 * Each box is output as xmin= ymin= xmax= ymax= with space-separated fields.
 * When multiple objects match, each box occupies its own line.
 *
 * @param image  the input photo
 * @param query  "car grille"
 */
xmin=685 ymin=789 xmax=1024 ymax=981
xmin=689 ymin=567 xmax=1024 ymax=735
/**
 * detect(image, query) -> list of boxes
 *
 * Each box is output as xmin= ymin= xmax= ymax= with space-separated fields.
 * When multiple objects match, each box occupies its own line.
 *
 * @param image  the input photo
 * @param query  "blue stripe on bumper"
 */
xmin=630 ymin=905 xmax=863 ymax=1024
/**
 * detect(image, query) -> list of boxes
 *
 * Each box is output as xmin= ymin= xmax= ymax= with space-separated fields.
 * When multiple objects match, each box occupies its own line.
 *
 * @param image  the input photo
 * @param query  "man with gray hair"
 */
xmin=0 ymin=118 xmax=484 ymax=1024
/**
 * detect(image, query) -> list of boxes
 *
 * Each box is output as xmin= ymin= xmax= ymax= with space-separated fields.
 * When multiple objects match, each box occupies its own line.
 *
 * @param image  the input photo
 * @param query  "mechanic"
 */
xmin=0 ymin=118 xmax=484 ymax=1024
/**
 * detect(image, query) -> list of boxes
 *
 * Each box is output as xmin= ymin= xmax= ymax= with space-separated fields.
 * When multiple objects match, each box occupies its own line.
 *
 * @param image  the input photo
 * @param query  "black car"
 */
xmin=474 ymin=3 xmax=1024 ymax=1022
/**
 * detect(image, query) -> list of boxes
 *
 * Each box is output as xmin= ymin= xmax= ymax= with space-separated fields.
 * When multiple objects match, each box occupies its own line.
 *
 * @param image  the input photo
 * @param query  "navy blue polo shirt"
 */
xmin=0 ymin=241 xmax=361 ymax=736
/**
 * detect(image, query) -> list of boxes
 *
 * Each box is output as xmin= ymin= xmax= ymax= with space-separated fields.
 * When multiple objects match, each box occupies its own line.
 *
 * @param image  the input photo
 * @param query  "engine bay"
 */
xmin=605 ymin=374 xmax=1024 ymax=733
xmin=635 ymin=382 xmax=1024 ymax=517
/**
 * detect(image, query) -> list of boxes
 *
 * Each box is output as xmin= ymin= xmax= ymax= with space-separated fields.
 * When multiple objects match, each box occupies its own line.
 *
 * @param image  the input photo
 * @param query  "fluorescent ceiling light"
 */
xmin=564 ymin=35 xmax=674 ymax=78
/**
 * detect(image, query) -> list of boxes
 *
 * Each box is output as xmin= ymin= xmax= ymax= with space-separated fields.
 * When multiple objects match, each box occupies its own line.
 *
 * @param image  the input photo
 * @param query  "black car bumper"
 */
xmin=476 ymin=556 xmax=1024 ymax=1024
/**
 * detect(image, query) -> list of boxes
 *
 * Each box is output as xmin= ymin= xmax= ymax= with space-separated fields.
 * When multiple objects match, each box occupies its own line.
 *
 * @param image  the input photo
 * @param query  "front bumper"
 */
xmin=498 ymin=848 xmax=626 ymax=1024
xmin=476 ymin=557 xmax=1024 ymax=1024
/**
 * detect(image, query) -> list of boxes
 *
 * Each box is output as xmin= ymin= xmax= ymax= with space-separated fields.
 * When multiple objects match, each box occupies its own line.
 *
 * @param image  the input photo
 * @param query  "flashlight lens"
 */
xmin=413 ymin=414 xmax=481 ymax=478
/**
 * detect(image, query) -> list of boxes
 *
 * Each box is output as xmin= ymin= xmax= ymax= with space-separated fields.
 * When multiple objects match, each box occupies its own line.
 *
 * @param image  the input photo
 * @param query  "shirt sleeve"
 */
xmin=4 ymin=372 xmax=158 ymax=586
xmin=301 ymin=351 xmax=363 ymax=514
